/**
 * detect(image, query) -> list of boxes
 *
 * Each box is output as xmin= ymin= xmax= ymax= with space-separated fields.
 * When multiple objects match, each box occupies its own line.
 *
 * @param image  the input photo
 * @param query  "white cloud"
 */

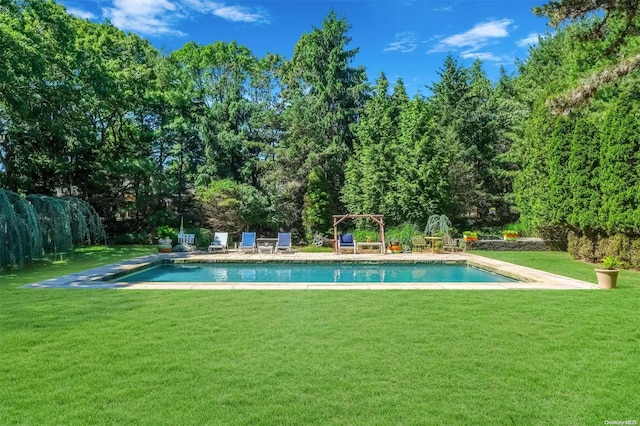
xmin=103 ymin=0 xmax=183 ymax=35
xmin=66 ymin=7 xmax=96 ymax=20
xmin=461 ymin=51 xmax=507 ymax=62
xmin=102 ymin=0 xmax=268 ymax=36
xmin=429 ymin=19 xmax=514 ymax=53
xmin=516 ymin=32 xmax=541 ymax=48
xmin=211 ymin=5 xmax=264 ymax=23
xmin=384 ymin=32 xmax=419 ymax=53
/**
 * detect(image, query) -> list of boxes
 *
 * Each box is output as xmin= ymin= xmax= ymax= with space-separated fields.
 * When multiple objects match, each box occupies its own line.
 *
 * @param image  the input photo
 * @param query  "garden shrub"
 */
xmin=568 ymin=230 xmax=640 ymax=267
xmin=602 ymin=234 xmax=630 ymax=260
xmin=538 ymin=225 xmax=569 ymax=251
xmin=192 ymin=228 xmax=213 ymax=248
xmin=629 ymin=239 xmax=640 ymax=269
xmin=568 ymin=230 xmax=597 ymax=262
xmin=352 ymin=229 xmax=380 ymax=243
xmin=386 ymin=223 xmax=420 ymax=249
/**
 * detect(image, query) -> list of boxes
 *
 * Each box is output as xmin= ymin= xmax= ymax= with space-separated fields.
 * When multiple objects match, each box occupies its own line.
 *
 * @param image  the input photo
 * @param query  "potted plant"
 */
xmin=156 ymin=226 xmax=176 ymax=253
xmin=463 ymin=231 xmax=478 ymax=242
xmin=595 ymin=256 xmax=622 ymax=289
xmin=502 ymin=230 xmax=519 ymax=241
xmin=387 ymin=238 xmax=402 ymax=254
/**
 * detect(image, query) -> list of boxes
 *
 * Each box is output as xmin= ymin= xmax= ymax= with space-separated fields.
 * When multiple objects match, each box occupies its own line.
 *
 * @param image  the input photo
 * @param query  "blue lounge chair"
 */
xmin=275 ymin=232 xmax=292 ymax=253
xmin=239 ymin=232 xmax=256 ymax=253
xmin=338 ymin=233 xmax=356 ymax=254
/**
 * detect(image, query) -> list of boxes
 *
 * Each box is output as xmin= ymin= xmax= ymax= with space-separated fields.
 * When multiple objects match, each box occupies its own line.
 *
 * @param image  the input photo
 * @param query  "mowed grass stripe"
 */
xmin=2 ymin=289 xmax=639 ymax=424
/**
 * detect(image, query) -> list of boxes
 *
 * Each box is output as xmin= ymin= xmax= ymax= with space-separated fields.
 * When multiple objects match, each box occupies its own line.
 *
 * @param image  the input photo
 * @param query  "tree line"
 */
xmin=2 ymin=0 xmax=640 ymax=262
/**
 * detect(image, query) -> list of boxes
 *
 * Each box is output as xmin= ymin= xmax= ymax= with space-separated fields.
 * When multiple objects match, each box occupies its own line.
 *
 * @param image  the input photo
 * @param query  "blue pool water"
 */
xmin=115 ymin=263 xmax=517 ymax=283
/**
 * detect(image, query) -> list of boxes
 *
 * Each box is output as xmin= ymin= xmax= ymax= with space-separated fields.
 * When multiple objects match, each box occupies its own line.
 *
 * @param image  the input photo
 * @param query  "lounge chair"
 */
xmin=412 ymin=235 xmax=427 ymax=252
xmin=239 ymin=232 xmax=257 ymax=253
xmin=338 ymin=233 xmax=356 ymax=254
xmin=208 ymin=232 xmax=229 ymax=253
xmin=275 ymin=232 xmax=292 ymax=253
xmin=443 ymin=233 xmax=462 ymax=252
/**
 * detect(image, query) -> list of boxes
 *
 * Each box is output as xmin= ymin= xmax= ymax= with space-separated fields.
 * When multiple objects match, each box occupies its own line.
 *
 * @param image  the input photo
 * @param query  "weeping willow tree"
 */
xmin=0 ymin=190 xmax=43 ymax=268
xmin=63 ymin=196 xmax=106 ymax=246
xmin=26 ymin=195 xmax=73 ymax=254
xmin=0 ymin=190 xmax=106 ymax=268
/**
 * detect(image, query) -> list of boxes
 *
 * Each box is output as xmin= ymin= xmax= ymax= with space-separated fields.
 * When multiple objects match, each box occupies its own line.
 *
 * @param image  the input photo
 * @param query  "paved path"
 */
xmin=24 ymin=251 xmax=596 ymax=290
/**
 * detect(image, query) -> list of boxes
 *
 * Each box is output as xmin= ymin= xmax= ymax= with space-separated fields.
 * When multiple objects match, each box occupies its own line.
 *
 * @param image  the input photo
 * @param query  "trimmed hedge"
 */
xmin=568 ymin=230 xmax=640 ymax=268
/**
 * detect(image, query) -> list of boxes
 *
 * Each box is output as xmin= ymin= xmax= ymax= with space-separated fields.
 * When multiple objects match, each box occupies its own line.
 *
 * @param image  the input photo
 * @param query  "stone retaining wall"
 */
xmin=465 ymin=238 xmax=549 ymax=251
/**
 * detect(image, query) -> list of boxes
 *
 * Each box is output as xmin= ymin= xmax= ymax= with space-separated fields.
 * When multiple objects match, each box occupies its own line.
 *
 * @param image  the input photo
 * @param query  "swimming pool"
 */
xmin=114 ymin=262 xmax=518 ymax=284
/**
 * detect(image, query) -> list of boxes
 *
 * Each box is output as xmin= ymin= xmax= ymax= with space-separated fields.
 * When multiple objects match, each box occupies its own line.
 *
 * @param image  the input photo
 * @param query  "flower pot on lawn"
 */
xmin=595 ymin=269 xmax=618 ymax=289
xmin=595 ymin=256 xmax=622 ymax=289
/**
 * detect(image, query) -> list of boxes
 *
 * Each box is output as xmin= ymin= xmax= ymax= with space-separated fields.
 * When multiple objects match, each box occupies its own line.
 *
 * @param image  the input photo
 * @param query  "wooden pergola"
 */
xmin=332 ymin=214 xmax=385 ymax=253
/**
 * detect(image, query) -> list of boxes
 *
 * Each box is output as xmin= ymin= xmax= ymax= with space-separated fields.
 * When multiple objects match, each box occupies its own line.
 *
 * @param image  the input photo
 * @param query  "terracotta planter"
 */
xmin=595 ymin=269 xmax=618 ymax=289
xmin=463 ymin=236 xmax=477 ymax=242
xmin=503 ymin=233 xmax=518 ymax=241
xmin=388 ymin=244 xmax=402 ymax=254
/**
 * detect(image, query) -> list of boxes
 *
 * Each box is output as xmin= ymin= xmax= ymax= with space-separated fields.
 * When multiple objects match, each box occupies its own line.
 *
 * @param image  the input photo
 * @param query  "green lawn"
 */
xmin=1 ymin=248 xmax=639 ymax=424
xmin=469 ymin=250 xmax=640 ymax=288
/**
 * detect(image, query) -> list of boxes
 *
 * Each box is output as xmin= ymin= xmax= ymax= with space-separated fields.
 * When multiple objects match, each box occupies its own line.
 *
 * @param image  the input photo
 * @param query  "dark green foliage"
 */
xmin=534 ymin=0 xmax=640 ymax=55
xmin=197 ymin=179 xmax=270 ymax=234
xmin=0 ymin=190 xmax=105 ymax=267
xmin=302 ymin=167 xmax=334 ymax=239
xmin=568 ymin=229 xmax=640 ymax=268
xmin=25 ymin=195 xmax=73 ymax=254
xmin=567 ymin=116 xmax=601 ymax=230
xmin=0 ymin=190 xmax=43 ymax=267
xmin=342 ymin=74 xmax=408 ymax=225
xmin=63 ymin=197 xmax=107 ymax=246
xmin=598 ymin=90 xmax=640 ymax=233
xmin=8 ymin=0 xmax=640 ymax=253
xmin=512 ymin=102 xmax=556 ymax=232
xmin=274 ymin=10 xmax=366 ymax=220
xmin=547 ymin=116 xmax=574 ymax=224
xmin=511 ymin=5 xmax=640 ymax=262
xmin=25 ymin=195 xmax=106 ymax=254
xmin=385 ymin=223 xmax=420 ymax=249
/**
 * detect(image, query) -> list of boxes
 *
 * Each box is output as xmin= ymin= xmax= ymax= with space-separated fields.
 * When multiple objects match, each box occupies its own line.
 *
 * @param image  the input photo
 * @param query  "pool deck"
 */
xmin=24 ymin=250 xmax=597 ymax=290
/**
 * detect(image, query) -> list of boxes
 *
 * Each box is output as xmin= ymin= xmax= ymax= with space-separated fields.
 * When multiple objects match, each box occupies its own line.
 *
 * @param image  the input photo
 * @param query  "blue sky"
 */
xmin=58 ymin=0 xmax=551 ymax=95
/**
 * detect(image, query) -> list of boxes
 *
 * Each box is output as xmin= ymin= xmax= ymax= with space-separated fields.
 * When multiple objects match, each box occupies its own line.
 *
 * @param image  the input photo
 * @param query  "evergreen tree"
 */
xmin=547 ymin=116 xmax=574 ymax=224
xmin=275 ymin=10 xmax=367 ymax=220
xmin=567 ymin=115 xmax=601 ymax=230
xmin=343 ymin=73 xmax=398 ymax=220
xmin=302 ymin=167 xmax=334 ymax=238
xmin=512 ymin=102 xmax=556 ymax=231
xmin=599 ymin=89 xmax=640 ymax=233
xmin=392 ymin=87 xmax=444 ymax=226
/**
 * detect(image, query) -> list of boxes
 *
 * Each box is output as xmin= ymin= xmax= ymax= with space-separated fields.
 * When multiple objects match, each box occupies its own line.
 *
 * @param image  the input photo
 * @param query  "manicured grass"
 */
xmin=470 ymin=250 xmax=640 ymax=289
xmin=1 ymin=248 xmax=639 ymax=424
xmin=0 ymin=245 xmax=157 ymax=287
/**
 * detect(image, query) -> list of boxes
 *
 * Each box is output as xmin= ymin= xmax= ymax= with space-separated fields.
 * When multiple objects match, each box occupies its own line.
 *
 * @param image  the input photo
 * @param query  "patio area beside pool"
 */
xmin=23 ymin=250 xmax=597 ymax=290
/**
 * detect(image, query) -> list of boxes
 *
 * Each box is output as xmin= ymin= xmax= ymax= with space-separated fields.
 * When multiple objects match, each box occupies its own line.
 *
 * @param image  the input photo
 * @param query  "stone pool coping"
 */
xmin=23 ymin=251 xmax=597 ymax=290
